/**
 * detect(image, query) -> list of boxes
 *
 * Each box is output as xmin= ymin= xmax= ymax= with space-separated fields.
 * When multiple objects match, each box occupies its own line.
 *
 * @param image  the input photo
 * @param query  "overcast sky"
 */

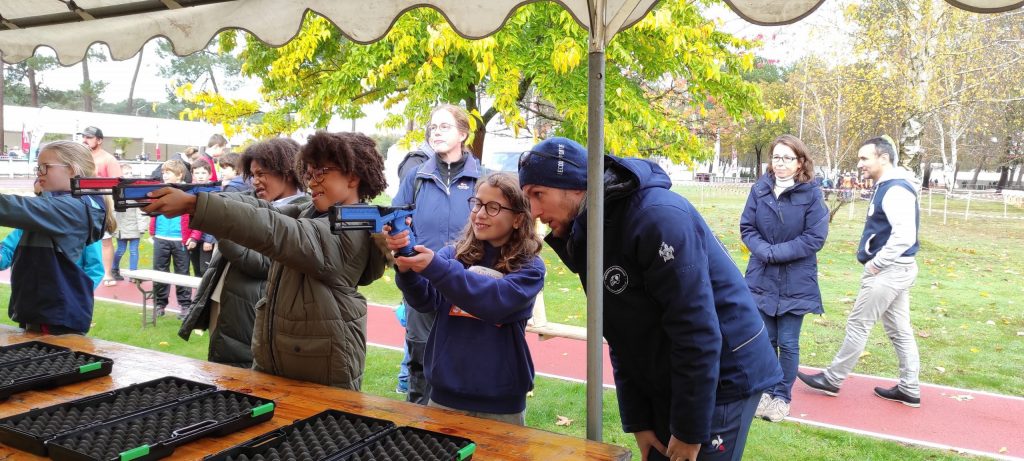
xmin=23 ymin=2 xmax=849 ymax=107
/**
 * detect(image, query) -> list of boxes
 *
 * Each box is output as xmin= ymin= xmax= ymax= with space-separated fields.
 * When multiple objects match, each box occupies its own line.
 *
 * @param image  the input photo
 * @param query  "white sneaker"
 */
xmin=754 ymin=393 xmax=771 ymax=420
xmin=765 ymin=397 xmax=790 ymax=423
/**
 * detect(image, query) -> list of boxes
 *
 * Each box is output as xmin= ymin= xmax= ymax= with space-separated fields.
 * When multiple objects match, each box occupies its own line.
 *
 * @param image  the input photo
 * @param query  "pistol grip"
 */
xmin=390 ymin=218 xmax=418 ymax=257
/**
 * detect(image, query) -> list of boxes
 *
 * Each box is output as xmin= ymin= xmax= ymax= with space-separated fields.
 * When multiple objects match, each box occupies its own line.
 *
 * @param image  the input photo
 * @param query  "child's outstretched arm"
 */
xmin=0 ymin=194 xmax=90 ymax=236
xmin=0 ymin=229 xmax=24 ymax=270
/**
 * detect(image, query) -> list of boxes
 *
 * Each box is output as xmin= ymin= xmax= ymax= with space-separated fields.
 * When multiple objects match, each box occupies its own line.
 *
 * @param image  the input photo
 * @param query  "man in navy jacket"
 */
xmin=519 ymin=137 xmax=781 ymax=461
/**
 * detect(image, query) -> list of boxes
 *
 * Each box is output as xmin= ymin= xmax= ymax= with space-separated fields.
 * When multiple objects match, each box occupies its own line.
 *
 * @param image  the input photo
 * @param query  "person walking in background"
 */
xmin=740 ymin=134 xmax=829 ymax=423
xmin=392 ymin=104 xmax=481 ymax=405
xmin=386 ymin=172 xmax=545 ymax=425
xmin=518 ymin=137 xmax=781 ymax=461
xmin=79 ymin=125 xmax=122 ymax=288
xmin=798 ymin=136 xmax=923 ymax=408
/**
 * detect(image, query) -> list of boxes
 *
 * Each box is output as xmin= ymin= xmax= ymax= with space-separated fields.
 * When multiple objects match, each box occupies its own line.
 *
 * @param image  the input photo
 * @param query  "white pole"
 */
xmin=1004 ymin=194 xmax=1008 ymax=218
xmin=965 ymin=191 xmax=971 ymax=219
xmin=928 ymin=188 xmax=932 ymax=217
xmin=943 ymin=191 xmax=948 ymax=225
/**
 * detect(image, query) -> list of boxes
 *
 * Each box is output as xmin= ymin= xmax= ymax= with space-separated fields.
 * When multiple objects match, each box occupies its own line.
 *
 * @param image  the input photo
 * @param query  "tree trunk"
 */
xmin=463 ymin=92 xmax=485 ymax=161
xmin=753 ymin=145 xmax=764 ymax=177
xmin=82 ymin=57 xmax=93 ymax=112
xmin=28 ymin=67 xmax=39 ymax=107
xmin=971 ymin=156 xmax=987 ymax=187
xmin=127 ymin=52 xmax=144 ymax=115
xmin=949 ymin=131 xmax=960 ymax=190
xmin=898 ymin=114 xmax=925 ymax=173
xmin=1016 ymin=165 xmax=1023 ymax=187
xmin=207 ymin=65 xmax=219 ymax=94
xmin=996 ymin=166 xmax=1009 ymax=191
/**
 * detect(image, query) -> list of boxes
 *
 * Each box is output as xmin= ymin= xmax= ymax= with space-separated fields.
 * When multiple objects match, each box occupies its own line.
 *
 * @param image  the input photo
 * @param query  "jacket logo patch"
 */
xmin=658 ymin=241 xmax=675 ymax=262
xmin=604 ymin=266 xmax=628 ymax=294
xmin=457 ymin=182 xmax=470 ymax=190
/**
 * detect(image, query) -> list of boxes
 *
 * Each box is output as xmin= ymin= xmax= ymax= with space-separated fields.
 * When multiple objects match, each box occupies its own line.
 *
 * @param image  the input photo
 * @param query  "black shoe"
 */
xmin=113 ymin=274 xmax=125 ymax=281
xmin=874 ymin=385 xmax=920 ymax=407
xmin=797 ymin=371 xmax=840 ymax=396
xmin=155 ymin=306 xmax=166 ymax=317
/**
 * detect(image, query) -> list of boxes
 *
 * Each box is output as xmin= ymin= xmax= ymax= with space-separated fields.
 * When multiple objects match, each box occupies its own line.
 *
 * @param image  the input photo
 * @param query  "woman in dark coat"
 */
xmin=740 ymin=134 xmax=829 ymax=423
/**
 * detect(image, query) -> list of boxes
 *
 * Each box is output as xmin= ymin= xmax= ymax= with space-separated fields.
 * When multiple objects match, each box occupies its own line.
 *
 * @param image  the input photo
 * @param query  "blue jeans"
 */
xmin=113 ymin=238 xmax=140 ymax=271
xmin=761 ymin=311 xmax=805 ymax=403
xmin=398 ymin=342 xmax=410 ymax=384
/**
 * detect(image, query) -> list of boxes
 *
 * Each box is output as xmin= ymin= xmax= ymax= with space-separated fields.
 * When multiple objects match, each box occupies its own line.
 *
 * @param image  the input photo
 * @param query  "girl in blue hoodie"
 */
xmin=387 ymin=172 xmax=545 ymax=425
xmin=0 ymin=141 xmax=111 ymax=334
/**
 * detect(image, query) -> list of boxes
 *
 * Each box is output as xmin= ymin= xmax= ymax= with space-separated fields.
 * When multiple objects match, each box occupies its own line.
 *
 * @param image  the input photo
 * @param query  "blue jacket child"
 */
xmin=1 ymin=229 xmax=104 ymax=289
xmin=0 ymin=191 xmax=106 ymax=333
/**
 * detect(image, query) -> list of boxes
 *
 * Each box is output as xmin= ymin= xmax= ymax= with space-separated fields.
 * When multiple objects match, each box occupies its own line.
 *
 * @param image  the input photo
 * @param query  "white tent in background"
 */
xmin=1 ymin=0 xmax=1021 ymax=441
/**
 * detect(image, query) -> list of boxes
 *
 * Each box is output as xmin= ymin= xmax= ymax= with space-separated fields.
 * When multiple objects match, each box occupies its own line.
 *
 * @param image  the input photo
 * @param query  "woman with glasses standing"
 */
xmin=740 ymin=134 xmax=829 ymax=423
xmin=392 ymin=104 xmax=482 ymax=404
xmin=385 ymin=172 xmax=544 ymax=424
xmin=0 ymin=141 xmax=112 ymax=334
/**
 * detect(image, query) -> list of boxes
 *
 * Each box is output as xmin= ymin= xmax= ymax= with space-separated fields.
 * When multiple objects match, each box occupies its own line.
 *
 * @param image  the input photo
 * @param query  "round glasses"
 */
xmin=771 ymin=155 xmax=798 ymax=164
xmin=36 ymin=163 xmax=71 ymax=176
xmin=468 ymin=197 xmax=518 ymax=216
xmin=304 ymin=166 xmax=342 ymax=184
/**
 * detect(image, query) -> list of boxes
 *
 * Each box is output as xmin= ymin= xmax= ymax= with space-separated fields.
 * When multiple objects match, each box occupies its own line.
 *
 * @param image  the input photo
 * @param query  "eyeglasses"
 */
xmin=36 ymin=163 xmax=71 ymax=176
xmin=304 ymin=166 xmax=342 ymax=185
xmin=518 ymin=150 xmax=582 ymax=170
xmin=468 ymin=197 xmax=519 ymax=217
xmin=428 ymin=123 xmax=455 ymax=134
xmin=771 ymin=155 xmax=799 ymax=164
xmin=249 ymin=169 xmax=277 ymax=183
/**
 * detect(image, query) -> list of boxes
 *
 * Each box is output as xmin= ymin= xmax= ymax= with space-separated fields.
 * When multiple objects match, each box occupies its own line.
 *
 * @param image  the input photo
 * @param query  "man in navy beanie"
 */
xmin=519 ymin=137 xmax=781 ymax=461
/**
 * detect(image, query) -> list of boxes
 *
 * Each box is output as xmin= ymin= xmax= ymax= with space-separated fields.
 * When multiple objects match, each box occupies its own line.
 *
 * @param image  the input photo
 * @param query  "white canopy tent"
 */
xmin=2 ymin=0 xmax=1021 ymax=442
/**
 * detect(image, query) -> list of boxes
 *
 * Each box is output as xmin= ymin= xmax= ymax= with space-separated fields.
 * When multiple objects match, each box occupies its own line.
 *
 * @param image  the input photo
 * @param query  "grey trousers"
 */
xmin=824 ymin=261 xmax=921 ymax=397
xmin=427 ymin=400 xmax=526 ymax=426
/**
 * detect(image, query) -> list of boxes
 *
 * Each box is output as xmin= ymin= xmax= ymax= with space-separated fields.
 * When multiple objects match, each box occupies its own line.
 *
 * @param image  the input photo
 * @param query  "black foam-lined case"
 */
xmin=0 ymin=350 xmax=113 ymax=400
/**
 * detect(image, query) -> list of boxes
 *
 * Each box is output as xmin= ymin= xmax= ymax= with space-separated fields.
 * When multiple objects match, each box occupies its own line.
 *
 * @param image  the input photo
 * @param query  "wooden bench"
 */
xmin=525 ymin=292 xmax=602 ymax=342
xmin=121 ymin=269 xmax=202 ymax=328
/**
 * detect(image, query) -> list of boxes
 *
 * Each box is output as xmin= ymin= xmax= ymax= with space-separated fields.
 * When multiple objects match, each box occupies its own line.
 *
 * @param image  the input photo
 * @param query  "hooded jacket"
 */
xmin=545 ymin=156 xmax=782 ymax=444
xmin=0 ymin=192 xmax=106 ymax=333
xmin=189 ymin=192 xmax=388 ymax=389
xmin=396 ymin=244 xmax=544 ymax=414
xmin=180 ymin=193 xmax=311 ymax=368
xmin=392 ymin=151 xmax=481 ymax=252
xmin=740 ymin=173 xmax=829 ymax=317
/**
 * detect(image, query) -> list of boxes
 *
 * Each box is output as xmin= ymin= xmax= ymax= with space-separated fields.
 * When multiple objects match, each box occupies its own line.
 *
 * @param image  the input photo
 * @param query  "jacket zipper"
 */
xmin=732 ymin=324 xmax=765 ymax=353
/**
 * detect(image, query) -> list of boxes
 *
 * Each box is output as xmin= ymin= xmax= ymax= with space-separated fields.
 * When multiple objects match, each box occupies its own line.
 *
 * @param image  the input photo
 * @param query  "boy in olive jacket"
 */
xmin=145 ymin=131 xmax=390 ymax=390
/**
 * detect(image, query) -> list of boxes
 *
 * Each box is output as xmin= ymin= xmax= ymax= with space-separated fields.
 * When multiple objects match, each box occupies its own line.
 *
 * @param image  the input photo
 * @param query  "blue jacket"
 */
xmin=392 ymin=152 xmax=481 ymax=252
xmin=740 ymin=174 xmax=829 ymax=316
xmin=546 ymin=156 xmax=781 ymax=444
xmin=0 ymin=191 xmax=106 ymax=333
xmin=1 ymin=229 xmax=104 ymax=289
xmin=396 ymin=244 xmax=544 ymax=414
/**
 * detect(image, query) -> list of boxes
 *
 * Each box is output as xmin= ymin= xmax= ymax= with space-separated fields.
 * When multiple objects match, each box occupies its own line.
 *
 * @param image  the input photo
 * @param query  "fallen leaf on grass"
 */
xmin=934 ymin=366 xmax=946 ymax=373
xmin=527 ymin=391 xmax=534 ymax=398
xmin=1018 ymin=331 xmax=1024 ymax=336
xmin=159 ymin=341 xmax=169 ymax=347
xmin=859 ymin=351 xmax=871 ymax=358
xmin=555 ymin=415 xmax=573 ymax=426
xmin=985 ymin=320 xmax=995 ymax=325
xmin=917 ymin=331 xmax=931 ymax=338
xmin=193 ymin=330 xmax=205 ymax=336
xmin=559 ymin=288 xmax=569 ymax=293
xmin=970 ymin=348 xmax=979 ymax=353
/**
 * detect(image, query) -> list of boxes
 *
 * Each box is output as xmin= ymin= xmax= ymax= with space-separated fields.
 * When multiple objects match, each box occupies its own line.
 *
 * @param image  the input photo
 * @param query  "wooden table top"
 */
xmin=0 ymin=329 xmax=630 ymax=460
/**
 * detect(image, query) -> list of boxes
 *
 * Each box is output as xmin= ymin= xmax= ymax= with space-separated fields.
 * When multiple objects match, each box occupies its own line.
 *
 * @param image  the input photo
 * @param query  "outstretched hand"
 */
xmin=395 ymin=246 xmax=433 ymax=273
xmin=142 ymin=187 xmax=197 ymax=217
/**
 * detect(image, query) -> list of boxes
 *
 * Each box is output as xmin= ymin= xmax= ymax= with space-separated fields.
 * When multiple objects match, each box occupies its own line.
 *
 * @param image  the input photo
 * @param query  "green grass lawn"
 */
xmin=2 ymin=183 xmax=1017 ymax=459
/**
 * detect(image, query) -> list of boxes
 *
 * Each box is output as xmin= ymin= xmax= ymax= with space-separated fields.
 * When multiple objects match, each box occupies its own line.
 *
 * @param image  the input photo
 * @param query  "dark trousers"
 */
xmin=404 ymin=307 xmax=435 ymax=405
xmin=647 ymin=393 xmax=760 ymax=461
xmin=153 ymin=238 xmax=191 ymax=310
xmin=761 ymin=311 xmax=806 ymax=403
xmin=189 ymin=246 xmax=213 ymax=276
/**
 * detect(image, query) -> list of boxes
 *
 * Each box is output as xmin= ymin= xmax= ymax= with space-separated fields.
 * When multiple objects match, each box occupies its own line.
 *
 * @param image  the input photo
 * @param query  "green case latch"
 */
xmin=78 ymin=362 xmax=102 ymax=373
xmin=119 ymin=444 xmax=150 ymax=461
xmin=457 ymin=443 xmax=477 ymax=460
xmin=251 ymin=402 xmax=275 ymax=418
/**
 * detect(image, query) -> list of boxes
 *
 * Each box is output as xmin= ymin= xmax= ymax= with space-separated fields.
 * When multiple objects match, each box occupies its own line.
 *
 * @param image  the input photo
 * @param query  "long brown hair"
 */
xmin=454 ymin=173 xmax=542 ymax=273
xmin=767 ymin=134 xmax=815 ymax=183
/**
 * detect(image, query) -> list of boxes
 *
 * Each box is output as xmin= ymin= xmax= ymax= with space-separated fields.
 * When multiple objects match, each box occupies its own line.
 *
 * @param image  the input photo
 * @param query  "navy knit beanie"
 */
xmin=518 ymin=137 xmax=588 ymax=190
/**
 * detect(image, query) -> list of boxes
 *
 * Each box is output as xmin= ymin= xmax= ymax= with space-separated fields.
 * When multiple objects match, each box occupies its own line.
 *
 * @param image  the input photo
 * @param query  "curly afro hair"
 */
xmin=301 ymin=131 xmax=387 ymax=201
xmin=241 ymin=138 xmax=303 ymax=191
